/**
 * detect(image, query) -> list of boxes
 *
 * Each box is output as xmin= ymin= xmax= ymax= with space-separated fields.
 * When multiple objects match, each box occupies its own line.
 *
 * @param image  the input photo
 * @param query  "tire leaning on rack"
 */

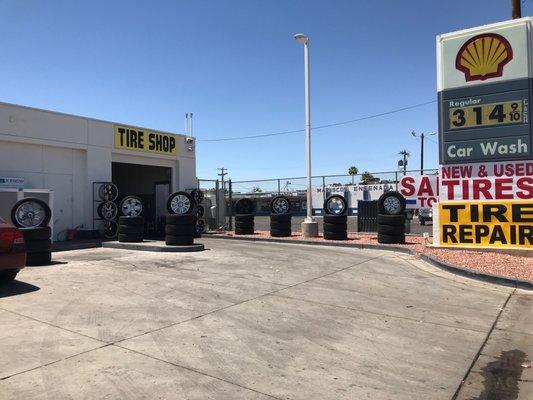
xmin=322 ymin=214 xmax=347 ymax=240
xmin=234 ymin=214 xmax=254 ymax=235
xmin=21 ymin=227 xmax=52 ymax=266
xmin=117 ymin=216 xmax=144 ymax=243
xmin=164 ymin=214 xmax=194 ymax=245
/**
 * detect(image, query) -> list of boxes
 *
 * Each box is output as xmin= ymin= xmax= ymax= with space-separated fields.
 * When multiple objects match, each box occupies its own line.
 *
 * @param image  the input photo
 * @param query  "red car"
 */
xmin=0 ymin=217 xmax=26 ymax=283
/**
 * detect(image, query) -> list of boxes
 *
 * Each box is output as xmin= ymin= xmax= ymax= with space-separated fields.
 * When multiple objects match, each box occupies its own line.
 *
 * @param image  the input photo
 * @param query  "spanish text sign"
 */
xmin=438 ymin=200 xmax=532 ymax=249
xmin=114 ymin=126 xmax=178 ymax=156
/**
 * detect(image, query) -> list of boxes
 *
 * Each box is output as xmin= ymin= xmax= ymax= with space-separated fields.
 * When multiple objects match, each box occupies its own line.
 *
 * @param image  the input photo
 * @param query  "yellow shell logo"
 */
xmin=455 ymin=33 xmax=513 ymax=82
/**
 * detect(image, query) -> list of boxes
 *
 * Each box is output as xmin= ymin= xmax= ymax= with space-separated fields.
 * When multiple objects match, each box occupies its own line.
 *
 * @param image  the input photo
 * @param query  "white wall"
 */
xmin=0 ymin=102 xmax=196 ymax=239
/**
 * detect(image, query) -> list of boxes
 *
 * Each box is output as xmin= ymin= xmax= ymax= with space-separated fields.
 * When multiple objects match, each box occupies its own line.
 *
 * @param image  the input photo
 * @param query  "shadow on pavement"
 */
xmin=0 ymin=280 xmax=40 ymax=298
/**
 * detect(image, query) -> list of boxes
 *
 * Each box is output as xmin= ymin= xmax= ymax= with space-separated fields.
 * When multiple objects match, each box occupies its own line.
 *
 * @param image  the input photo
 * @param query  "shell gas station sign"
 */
xmin=435 ymin=18 xmax=533 ymax=250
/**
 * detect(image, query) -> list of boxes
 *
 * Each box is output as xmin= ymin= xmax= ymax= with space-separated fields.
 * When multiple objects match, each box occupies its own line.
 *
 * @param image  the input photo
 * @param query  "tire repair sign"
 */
xmin=434 ymin=200 xmax=532 ymax=249
xmin=114 ymin=125 xmax=178 ymax=156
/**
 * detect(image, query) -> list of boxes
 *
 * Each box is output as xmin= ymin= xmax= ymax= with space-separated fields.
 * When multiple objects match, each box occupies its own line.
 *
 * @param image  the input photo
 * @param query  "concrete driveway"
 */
xmin=0 ymin=239 xmax=530 ymax=399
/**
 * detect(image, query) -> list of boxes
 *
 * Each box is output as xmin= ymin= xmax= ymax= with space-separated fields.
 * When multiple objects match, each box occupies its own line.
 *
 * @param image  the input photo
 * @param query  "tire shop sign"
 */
xmin=114 ymin=125 xmax=178 ymax=156
xmin=437 ymin=19 xmax=532 ymax=164
xmin=434 ymin=200 xmax=532 ymax=249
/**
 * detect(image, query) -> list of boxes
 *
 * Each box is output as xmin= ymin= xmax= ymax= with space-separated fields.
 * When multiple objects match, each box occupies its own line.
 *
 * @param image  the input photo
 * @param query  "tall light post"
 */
xmin=294 ymin=33 xmax=318 ymax=237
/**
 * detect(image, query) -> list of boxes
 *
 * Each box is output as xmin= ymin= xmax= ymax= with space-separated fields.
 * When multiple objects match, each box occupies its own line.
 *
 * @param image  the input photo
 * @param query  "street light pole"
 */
xmin=294 ymin=33 xmax=318 ymax=237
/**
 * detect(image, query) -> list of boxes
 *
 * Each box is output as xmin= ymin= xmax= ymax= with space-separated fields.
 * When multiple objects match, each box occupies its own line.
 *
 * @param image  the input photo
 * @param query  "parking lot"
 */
xmin=0 ymin=239 xmax=531 ymax=399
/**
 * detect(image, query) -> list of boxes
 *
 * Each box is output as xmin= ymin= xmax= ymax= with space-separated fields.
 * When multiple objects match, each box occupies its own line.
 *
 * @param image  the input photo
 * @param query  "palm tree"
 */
xmin=398 ymin=150 xmax=410 ymax=175
xmin=348 ymin=166 xmax=358 ymax=184
xmin=360 ymin=171 xmax=377 ymax=185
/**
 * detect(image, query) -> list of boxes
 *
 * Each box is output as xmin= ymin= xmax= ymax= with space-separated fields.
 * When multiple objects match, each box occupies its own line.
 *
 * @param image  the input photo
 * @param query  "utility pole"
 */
xmin=398 ymin=150 xmax=410 ymax=176
xmin=217 ymin=167 xmax=227 ymax=192
xmin=411 ymin=131 xmax=436 ymax=175
xmin=512 ymin=0 xmax=521 ymax=19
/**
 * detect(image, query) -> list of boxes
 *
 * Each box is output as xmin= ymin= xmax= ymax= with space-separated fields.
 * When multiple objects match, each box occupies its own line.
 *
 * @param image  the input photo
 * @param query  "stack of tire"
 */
xmin=191 ymin=189 xmax=205 ymax=239
xmin=323 ymin=195 xmax=348 ymax=240
xmin=11 ymin=198 xmax=53 ymax=266
xmin=165 ymin=191 xmax=195 ymax=245
xmin=377 ymin=191 xmax=406 ymax=244
xmin=117 ymin=195 xmax=144 ymax=242
xmin=97 ymin=183 xmax=119 ymax=239
xmin=234 ymin=198 xmax=254 ymax=235
xmin=269 ymin=195 xmax=291 ymax=237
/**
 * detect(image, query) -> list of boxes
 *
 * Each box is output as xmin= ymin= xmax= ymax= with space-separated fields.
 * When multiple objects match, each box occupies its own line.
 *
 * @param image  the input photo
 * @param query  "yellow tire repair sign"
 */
xmin=114 ymin=125 xmax=178 ymax=156
xmin=438 ymin=200 xmax=532 ymax=249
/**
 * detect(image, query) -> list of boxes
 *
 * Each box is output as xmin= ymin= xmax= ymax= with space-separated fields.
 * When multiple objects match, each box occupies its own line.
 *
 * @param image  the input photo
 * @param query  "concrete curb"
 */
xmin=102 ymin=241 xmax=205 ymax=252
xmin=204 ymin=234 xmax=532 ymax=290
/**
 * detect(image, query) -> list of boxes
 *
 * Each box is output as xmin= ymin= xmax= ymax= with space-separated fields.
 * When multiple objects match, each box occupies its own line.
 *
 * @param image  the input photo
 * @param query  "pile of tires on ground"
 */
xmin=323 ymin=195 xmax=348 ymax=240
xmin=377 ymin=191 xmax=406 ymax=244
xmin=10 ymin=197 xmax=53 ymax=266
xmin=117 ymin=195 xmax=145 ymax=242
xmin=165 ymin=190 xmax=201 ymax=245
xmin=234 ymin=198 xmax=254 ymax=235
xmin=269 ymin=195 xmax=292 ymax=237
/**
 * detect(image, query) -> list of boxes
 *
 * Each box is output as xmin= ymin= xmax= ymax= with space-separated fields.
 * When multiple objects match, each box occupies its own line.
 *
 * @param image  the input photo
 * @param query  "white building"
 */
xmin=0 ymin=101 xmax=196 ymax=240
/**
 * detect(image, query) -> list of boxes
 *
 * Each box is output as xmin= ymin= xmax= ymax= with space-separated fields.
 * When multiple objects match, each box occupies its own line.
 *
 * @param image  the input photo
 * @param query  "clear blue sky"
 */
xmin=1 ymin=0 xmax=531 ymax=181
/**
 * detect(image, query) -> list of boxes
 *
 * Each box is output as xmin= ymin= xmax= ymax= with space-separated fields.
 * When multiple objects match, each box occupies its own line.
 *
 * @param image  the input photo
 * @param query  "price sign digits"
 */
xmin=449 ymin=100 xmax=524 ymax=129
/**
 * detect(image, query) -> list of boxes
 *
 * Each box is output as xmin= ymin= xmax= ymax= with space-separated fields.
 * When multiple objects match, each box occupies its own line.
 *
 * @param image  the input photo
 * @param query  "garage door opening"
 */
xmin=112 ymin=162 xmax=171 ymax=237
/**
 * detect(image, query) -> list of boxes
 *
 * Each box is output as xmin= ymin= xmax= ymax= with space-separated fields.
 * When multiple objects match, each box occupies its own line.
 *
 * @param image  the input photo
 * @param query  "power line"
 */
xmin=198 ymin=100 xmax=436 ymax=142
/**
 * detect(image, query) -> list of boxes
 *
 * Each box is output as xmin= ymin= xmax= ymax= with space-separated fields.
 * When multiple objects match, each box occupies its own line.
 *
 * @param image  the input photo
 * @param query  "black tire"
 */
xmin=118 ymin=216 xmax=144 ymax=225
xmin=118 ymin=233 xmax=143 ymax=242
xmin=0 ymin=269 xmax=19 ymax=283
xmin=377 ymin=214 xmax=405 ymax=226
xmin=378 ymin=191 xmax=406 ymax=215
xmin=165 ymin=224 xmax=194 ymax=236
xmin=98 ymin=183 xmax=118 ymax=201
xmin=25 ymin=239 xmax=52 ymax=253
xmin=167 ymin=191 xmax=194 ymax=215
xmin=26 ymin=251 xmax=51 ymax=266
xmin=190 ymin=189 xmax=204 ymax=203
xmin=20 ymin=227 xmax=51 ymax=241
xmin=235 ymin=227 xmax=254 ymax=235
xmin=235 ymin=221 xmax=254 ymax=229
xmin=165 ymin=214 xmax=195 ymax=225
xmin=119 ymin=196 xmax=143 ymax=217
xmin=235 ymin=198 xmax=254 ymax=214
xmin=165 ymin=235 xmax=194 ymax=246
xmin=323 ymin=222 xmax=347 ymax=233
xmin=323 ymin=231 xmax=348 ymax=241
xmin=11 ymin=197 xmax=52 ymax=228
xmin=420 ymin=219 xmax=426 ymax=226
xmin=270 ymin=228 xmax=291 ymax=237
xmin=323 ymin=214 xmax=347 ymax=224
xmin=377 ymin=233 xmax=405 ymax=244
xmin=194 ymin=205 xmax=205 ymax=218
xmin=102 ymin=220 xmax=118 ymax=239
xmin=195 ymin=219 xmax=205 ymax=234
xmin=97 ymin=201 xmax=118 ymax=220
xmin=235 ymin=214 xmax=254 ymax=224
xmin=118 ymin=225 xmax=144 ymax=234
xmin=377 ymin=224 xmax=405 ymax=235
xmin=269 ymin=196 xmax=291 ymax=215
xmin=270 ymin=221 xmax=291 ymax=230
xmin=324 ymin=195 xmax=347 ymax=216
xmin=270 ymin=214 xmax=291 ymax=223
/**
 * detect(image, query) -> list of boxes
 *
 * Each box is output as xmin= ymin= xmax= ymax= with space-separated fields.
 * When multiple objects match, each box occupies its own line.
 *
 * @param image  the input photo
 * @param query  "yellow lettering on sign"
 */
xmin=114 ymin=126 xmax=178 ymax=156
xmin=438 ymin=200 xmax=533 ymax=249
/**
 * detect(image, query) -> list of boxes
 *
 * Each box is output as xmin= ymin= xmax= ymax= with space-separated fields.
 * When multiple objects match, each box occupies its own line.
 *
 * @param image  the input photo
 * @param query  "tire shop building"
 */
xmin=0 ymin=101 xmax=197 ymax=241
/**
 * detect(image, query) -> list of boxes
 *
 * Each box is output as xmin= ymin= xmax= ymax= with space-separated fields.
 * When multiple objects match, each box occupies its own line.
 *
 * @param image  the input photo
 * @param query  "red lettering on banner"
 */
xmin=516 ymin=177 xmax=533 ymax=199
xmin=494 ymin=178 xmax=515 ymax=200
xmin=472 ymin=179 xmax=492 ymax=200
xmin=400 ymin=177 xmax=415 ymax=196
xmin=418 ymin=176 xmax=435 ymax=196
xmin=442 ymin=180 xmax=459 ymax=200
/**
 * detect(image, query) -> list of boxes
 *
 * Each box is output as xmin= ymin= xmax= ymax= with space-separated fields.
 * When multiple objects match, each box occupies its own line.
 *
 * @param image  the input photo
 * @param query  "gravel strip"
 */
xmin=212 ymin=231 xmax=532 ymax=282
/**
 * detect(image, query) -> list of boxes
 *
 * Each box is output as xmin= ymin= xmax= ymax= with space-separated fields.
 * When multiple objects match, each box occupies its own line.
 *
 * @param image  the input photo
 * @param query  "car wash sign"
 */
xmin=114 ymin=125 xmax=178 ymax=156
xmin=435 ymin=200 xmax=532 ymax=249
xmin=437 ymin=18 xmax=532 ymax=164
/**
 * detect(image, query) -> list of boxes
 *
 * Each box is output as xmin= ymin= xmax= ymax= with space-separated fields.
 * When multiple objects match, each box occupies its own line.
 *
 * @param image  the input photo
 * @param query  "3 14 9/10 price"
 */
xmin=449 ymin=100 xmax=525 ymax=129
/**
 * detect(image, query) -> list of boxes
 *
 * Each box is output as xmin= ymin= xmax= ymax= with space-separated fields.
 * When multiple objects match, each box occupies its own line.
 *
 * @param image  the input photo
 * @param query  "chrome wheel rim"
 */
xmin=383 ymin=197 xmax=401 ymax=214
xmin=326 ymin=198 xmax=345 ymax=215
xmin=101 ymin=202 xmax=118 ymax=220
xmin=196 ymin=219 xmax=205 ymax=234
xmin=121 ymin=197 xmax=142 ymax=217
xmin=103 ymin=220 xmax=118 ymax=238
xmin=98 ymin=183 xmax=118 ymax=201
xmin=15 ymin=201 xmax=46 ymax=228
xmin=272 ymin=198 xmax=289 ymax=214
xmin=170 ymin=194 xmax=191 ymax=214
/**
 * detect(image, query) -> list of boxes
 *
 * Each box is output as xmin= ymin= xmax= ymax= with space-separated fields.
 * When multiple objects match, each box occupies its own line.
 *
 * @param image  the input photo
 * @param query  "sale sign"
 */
xmin=399 ymin=175 xmax=439 ymax=208
xmin=435 ymin=200 xmax=532 ymax=249
xmin=439 ymin=160 xmax=533 ymax=201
